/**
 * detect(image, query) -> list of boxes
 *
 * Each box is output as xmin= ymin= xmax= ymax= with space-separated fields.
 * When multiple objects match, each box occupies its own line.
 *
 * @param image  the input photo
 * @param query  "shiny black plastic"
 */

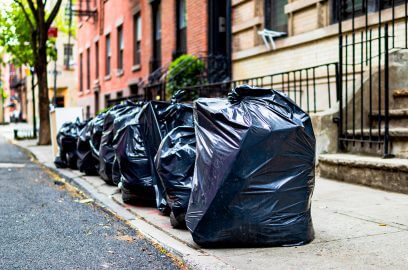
xmin=139 ymin=97 xmax=193 ymax=213
xmin=155 ymin=126 xmax=196 ymax=228
xmin=111 ymin=102 xmax=144 ymax=186
xmin=186 ymin=85 xmax=316 ymax=247
xmin=54 ymin=118 xmax=87 ymax=169
xmin=76 ymin=118 xmax=99 ymax=175
xmin=90 ymin=112 xmax=106 ymax=171
xmin=99 ymin=102 xmax=139 ymax=184
xmin=114 ymin=108 xmax=155 ymax=205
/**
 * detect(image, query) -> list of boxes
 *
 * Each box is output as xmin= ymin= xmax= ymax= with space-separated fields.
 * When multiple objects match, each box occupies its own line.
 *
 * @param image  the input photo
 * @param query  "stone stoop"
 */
xmin=318 ymin=153 xmax=408 ymax=194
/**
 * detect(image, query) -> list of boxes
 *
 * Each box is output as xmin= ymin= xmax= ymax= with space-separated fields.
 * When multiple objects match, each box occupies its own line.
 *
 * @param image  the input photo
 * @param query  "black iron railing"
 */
xmin=337 ymin=0 xmax=408 ymax=157
xmin=182 ymin=62 xmax=339 ymax=114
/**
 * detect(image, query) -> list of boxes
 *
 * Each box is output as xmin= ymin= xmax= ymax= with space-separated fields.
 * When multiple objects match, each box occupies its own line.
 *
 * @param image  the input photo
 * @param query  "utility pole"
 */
xmin=31 ymin=67 xmax=37 ymax=138
xmin=53 ymin=46 xmax=58 ymax=107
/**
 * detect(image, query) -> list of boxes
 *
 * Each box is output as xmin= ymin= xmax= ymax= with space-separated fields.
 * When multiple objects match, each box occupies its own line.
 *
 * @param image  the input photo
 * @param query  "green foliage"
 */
xmin=166 ymin=54 xmax=205 ymax=101
xmin=0 ymin=86 xmax=7 ymax=100
xmin=0 ymin=1 xmax=60 ymax=68
xmin=0 ymin=2 xmax=35 ymax=67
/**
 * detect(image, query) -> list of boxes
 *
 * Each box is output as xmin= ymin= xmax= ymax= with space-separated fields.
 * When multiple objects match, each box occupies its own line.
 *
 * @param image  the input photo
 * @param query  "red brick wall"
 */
xmin=186 ymin=0 xmax=208 ymax=56
xmin=77 ymin=0 xmax=209 ymax=115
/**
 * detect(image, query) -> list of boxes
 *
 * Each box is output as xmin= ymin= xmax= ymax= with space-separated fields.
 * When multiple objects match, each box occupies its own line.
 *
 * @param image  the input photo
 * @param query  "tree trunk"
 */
xmin=36 ymin=33 xmax=51 ymax=145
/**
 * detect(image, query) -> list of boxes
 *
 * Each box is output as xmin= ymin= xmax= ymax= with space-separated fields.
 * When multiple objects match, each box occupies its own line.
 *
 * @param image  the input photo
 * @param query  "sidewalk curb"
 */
xmin=10 ymin=139 xmax=236 ymax=270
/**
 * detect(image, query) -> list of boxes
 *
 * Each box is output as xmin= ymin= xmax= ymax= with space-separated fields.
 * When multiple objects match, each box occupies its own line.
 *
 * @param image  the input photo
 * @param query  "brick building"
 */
xmin=76 ymin=0 xmax=231 ymax=117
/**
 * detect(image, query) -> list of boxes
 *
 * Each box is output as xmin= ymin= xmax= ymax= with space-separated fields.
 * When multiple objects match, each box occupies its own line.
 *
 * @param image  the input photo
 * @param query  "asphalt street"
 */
xmin=0 ymin=137 xmax=180 ymax=270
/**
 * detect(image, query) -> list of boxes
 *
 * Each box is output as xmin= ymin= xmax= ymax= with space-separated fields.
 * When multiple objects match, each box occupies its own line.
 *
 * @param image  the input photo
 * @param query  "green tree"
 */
xmin=0 ymin=0 xmax=62 ymax=145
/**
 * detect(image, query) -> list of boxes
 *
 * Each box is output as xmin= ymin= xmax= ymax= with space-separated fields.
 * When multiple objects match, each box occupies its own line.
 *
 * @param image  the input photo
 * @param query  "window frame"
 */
xmin=86 ymin=47 xmax=91 ymax=90
xmin=95 ymin=40 xmax=99 ymax=79
xmin=63 ymin=43 xmax=74 ymax=70
xmin=133 ymin=12 xmax=142 ymax=66
xmin=117 ymin=25 xmax=124 ymax=71
xmin=264 ymin=0 xmax=288 ymax=35
xmin=105 ymin=34 xmax=111 ymax=76
xmin=79 ymin=52 xmax=83 ymax=92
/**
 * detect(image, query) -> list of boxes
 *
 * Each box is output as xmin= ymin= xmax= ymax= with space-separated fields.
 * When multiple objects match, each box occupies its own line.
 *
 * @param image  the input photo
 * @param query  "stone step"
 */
xmin=370 ymin=109 xmax=408 ymax=128
xmin=393 ymin=89 xmax=408 ymax=109
xmin=318 ymin=153 xmax=408 ymax=194
xmin=343 ymin=128 xmax=408 ymax=158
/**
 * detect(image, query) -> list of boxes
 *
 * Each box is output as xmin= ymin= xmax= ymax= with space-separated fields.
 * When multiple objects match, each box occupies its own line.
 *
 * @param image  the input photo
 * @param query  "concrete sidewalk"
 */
xmin=1 ymin=125 xmax=408 ymax=270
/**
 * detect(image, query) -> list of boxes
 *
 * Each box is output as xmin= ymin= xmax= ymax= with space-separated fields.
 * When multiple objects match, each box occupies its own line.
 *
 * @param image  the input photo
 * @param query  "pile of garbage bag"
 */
xmin=54 ymin=118 xmax=88 ymax=169
xmin=53 ymin=85 xmax=315 ymax=247
xmin=139 ymin=92 xmax=194 ymax=213
xmin=99 ymin=102 xmax=142 ymax=184
xmin=185 ymin=85 xmax=316 ymax=247
xmin=155 ymin=126 xmax=196 ymax=228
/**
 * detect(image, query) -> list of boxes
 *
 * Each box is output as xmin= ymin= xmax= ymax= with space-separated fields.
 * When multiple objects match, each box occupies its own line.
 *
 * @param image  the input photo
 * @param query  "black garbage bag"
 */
xmin=77 ymin=118 xmax=99 ymax=175
xmin=155 ymin=126 xmax=195 ymax=228
xmin=99 ymin=102 xmax=140 ymax=185
xmin=54 ymin=118 xmax=87 ymax=169
xmin=111 ymin=102 xmax=144 ymax=186
xmin=90 ymin=112 xmax=106 ymax=172
xmin=139 ymin=92 xmax=193 ymax=213
xmin=114 ymin=108 xmax=155 ymax=205
xmin=186 ymin=85 xmax=316 ymax=247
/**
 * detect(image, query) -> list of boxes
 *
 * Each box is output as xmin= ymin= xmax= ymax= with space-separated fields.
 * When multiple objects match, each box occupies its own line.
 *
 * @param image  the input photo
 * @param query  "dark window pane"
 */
xmin=86 ymin=48 xmax=90 ymax=90
xmin=95 ymin=41 xmax=99 ymax=78
xmin=106 ymin=34 xmax=111 ymax=75
xmin=269 ymin=0 xmax=288 ymax=33
xmin=134 ymin=13 xmax=142 ymax=65
xmin=117 ymin=25 xmax=124 ymax=70
xmin=79 ymin=53 xmax=83 ymax=92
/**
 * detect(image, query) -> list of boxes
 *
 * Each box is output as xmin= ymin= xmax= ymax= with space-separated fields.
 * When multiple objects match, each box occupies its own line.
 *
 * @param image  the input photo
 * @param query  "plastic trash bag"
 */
xmin=76 ymin=118 xmax=99 ymax=175
xmin=111 ymin=101 xmax=144 ymax=186
xmin=54 ymin=118 xmax=87 ymax=169
xmin=90 ymin=112 xmax=106 ymax=172
xmin=99 ymin=102 xmax=139 ymax=184
xmin=155 ymin=126 xmax=195 ymax=228
xmin=139 ymin=93 xmax=193 ymax=213
xmin=114 ymin=108 xmax=155 ymax=205
xmin=186 ymin=85 xmax=316 ymax=247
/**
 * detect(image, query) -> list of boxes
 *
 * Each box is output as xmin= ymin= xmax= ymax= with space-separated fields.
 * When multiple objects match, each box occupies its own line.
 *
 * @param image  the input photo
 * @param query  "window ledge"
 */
xmin=93 ymin=79 xmax=100 ymax=85
xmin=104 ymin=74 xmax=111 ymax=81
xmin=78 ymin=91 xmax=84 ymax=96
xmin=116 ymin=69 xmax=124 ymax=77
xmin=85 ymin=89 xmax=91 ymax=94
xmin=132 ymin=64 xmax=141 ymax=72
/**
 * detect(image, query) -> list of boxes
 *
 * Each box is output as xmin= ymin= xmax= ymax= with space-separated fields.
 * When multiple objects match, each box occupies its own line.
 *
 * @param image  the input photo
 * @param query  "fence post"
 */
xmin=337 ymin=0 xmax=344 ymax=151
xmin=384 ymin=24 xmax=391 ymax=158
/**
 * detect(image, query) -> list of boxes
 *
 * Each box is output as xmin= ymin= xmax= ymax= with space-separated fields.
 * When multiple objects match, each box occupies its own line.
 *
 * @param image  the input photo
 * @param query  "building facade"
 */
xmin=231 ymin=0 xmax=408 ymax=112
xmin=76 ymin=0 xmax=230 ymax=117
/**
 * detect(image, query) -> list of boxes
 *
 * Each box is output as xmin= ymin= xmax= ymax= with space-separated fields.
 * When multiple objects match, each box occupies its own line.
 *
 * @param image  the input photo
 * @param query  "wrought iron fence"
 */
xmin=337 ymin=0 xmax=408 ymax=157
xmin=182 ymin=62 xmax=339 ymax=114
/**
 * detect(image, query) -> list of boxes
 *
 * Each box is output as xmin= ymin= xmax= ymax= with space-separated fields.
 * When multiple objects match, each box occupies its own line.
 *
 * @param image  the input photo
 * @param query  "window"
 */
xmin=105 ymin=34 xmax=111 ymax=76
xmin=265 ymin=0 xmax=288 ymax=33
xmin=152 ymin=2 xmax=162 ymax=70
xmin=133 ymin=13 xmax=142 ymax=66
xmin=130 ymin=84 xmax=139 ymax=96
xmin=79 ymin=52 xmax=83 ymax=92
xmin=116 ymin=91 xmax=123 ymax=99
xmin=63 ymin=44 xmax=74 ymax=69
xmin=86 ymin=47 xmax=90 ymax=90
xmin=86 ymin=105 xmax=91 ymax=119
xmin=95 ymin=41 xmax=99 ymax=79
xmin=176 ymin=0 xmax=187 ymax=55
xmin=333 ymin=0 xmax=405 ymax=22
xmin=104 ymin=94 xmax=110 ymax=108
xmin=117 ymin=25 xmax=124 ymax=71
